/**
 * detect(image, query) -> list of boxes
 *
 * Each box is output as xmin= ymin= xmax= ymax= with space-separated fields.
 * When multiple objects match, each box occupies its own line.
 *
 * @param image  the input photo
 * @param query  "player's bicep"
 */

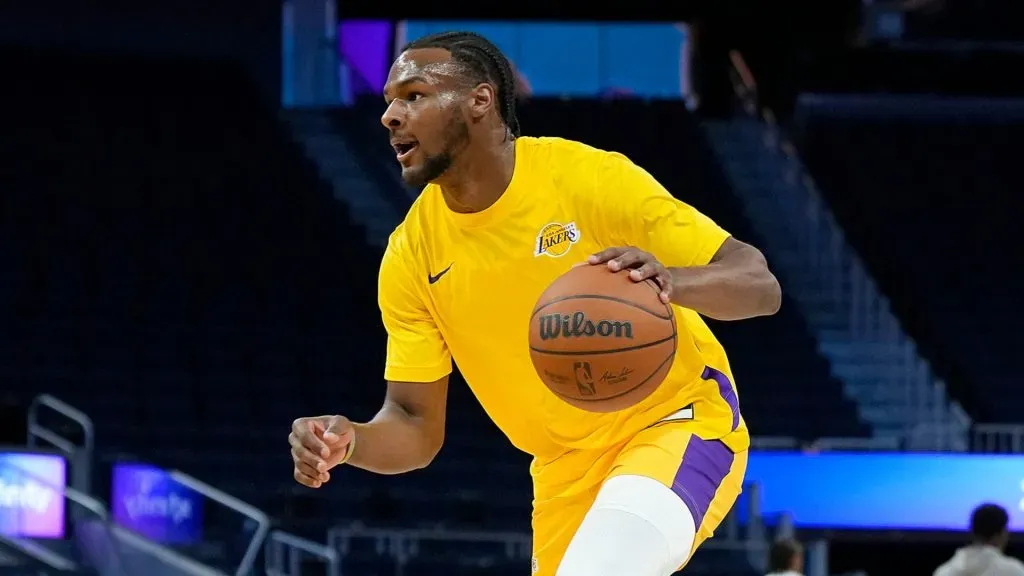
xmin=602 ymin=154 xmax=730 ymax=268
xmin=378 ymin=244 xmax=452 ymax=383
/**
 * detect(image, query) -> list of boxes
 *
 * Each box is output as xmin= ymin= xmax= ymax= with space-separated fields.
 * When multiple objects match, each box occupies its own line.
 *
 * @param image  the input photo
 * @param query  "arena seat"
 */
xmin=0 ymin=45 xmax=389 ymax=530
xmin=796 ymin=95 xmax=1024 ymax=423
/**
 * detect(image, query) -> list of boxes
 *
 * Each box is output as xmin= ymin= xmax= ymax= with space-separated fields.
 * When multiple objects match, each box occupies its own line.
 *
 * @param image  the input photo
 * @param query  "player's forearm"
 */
xmin=348 ymin=403 xmax=443 ymax=475
xmin=669 ymin=248 xmax=781 ymax=321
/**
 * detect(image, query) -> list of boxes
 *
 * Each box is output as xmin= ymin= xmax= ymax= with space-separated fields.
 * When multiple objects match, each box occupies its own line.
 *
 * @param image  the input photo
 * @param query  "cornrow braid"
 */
xmin=403 ymin=31 xmax=522 ymax=138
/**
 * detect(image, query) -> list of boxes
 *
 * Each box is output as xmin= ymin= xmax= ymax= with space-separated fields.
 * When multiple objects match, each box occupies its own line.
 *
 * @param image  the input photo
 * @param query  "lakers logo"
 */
xmin=534 ymin=222 xmax=580 ymax=258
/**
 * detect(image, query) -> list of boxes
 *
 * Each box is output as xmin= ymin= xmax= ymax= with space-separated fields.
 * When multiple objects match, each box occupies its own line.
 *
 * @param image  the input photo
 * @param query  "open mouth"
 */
xmin=392 ymin=141 xmax=419 ymax=161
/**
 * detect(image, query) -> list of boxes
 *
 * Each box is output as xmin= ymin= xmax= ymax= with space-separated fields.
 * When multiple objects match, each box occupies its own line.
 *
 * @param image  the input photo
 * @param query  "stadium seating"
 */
xmin=795 ymin=95 xmax=1024 ymax=423
xmin=0 ymin=46 xmax=527 ymax=544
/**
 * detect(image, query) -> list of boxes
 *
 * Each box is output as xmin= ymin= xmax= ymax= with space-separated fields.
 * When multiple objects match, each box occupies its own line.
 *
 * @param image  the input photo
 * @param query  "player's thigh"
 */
xmin=609 ymin=423 xmax=748 ymax=556
xmin=531 ymin=483 xmax=600 ymax=576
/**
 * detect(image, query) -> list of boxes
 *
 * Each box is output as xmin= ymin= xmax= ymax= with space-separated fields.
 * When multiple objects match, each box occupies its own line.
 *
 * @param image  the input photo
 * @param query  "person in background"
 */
xmin=766 ymin=538 xmax=804 ymax=576
xmin=935 ymin=503 xmax=1024 ymax=576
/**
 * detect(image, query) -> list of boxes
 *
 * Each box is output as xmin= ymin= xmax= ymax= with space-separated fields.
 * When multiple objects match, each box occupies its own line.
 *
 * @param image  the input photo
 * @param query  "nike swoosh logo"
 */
xmin=428 ymin=263 xmax=454 ymax=285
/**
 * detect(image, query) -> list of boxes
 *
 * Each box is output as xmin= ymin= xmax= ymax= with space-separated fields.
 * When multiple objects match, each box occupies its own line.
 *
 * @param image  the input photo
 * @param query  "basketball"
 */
xmin=528 ymin=264 xmax=676 ymax=412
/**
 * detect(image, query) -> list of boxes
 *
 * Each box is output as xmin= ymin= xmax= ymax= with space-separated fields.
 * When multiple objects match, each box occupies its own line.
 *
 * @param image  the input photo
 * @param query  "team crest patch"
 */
xmin=534 ymin=222 xmax=580 ymax=258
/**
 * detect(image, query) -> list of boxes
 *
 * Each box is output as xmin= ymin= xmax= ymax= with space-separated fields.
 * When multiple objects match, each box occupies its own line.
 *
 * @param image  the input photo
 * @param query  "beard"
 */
xmin=401 ymin=151 xmax=452 ymax=188
xmin=401 ymin=113 xmax=470 ymax=189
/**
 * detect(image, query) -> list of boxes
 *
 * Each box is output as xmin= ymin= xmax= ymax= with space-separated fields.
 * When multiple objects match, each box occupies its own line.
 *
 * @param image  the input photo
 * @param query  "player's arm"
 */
xmin=347 ymin=378 xmax=447 ymax=475
xmin=349 ymin=236 xmax=452 ymax=475
xmin=664 ymin=236 xmax=781 ymax=320
xmin=590 ymin=153 xmax=781 ymax=321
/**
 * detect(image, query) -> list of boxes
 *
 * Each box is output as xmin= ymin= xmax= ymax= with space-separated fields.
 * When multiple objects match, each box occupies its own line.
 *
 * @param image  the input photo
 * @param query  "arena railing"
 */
xmin=972 ymin=423 xmax=1024 ymax=453
xmin=325 ymin=482 xmax=796 ymax=575
xmin=5 ymin=458 xmax=226 ymax=576
xmin=168 ymin=471 xmax=272 ymax=576
xmin=0 ymin=532 xmax=78 ymax=572
xmin=750 ymin=436 xmax=902 ymax=451
xmin=25 ymin=394 xmax=273 ymax=576
xmin=265 ymin=529 xmax=340 ymax=576
xmin=27 ymin=394 xmax=94 ymax=494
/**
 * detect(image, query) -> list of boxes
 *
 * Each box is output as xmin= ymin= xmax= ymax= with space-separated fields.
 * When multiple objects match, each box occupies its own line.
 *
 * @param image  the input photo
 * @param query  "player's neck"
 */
xmin=438 ymin=138 xmax=516 ymax=214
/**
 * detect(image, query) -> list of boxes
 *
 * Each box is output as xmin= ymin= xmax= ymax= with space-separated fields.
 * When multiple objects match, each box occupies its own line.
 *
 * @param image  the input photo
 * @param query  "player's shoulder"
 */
xmin=383 ymin=190 xmax=436 ymax=273
xmin=518 ymin=136 xmax=637 ymax=195
xmin=520 ymin=136 xmax=631 ymax=167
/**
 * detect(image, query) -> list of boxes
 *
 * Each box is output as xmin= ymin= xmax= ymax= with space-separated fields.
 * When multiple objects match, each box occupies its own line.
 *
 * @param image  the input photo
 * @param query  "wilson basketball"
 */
xmin=528 ymin=264 xmax=676 ymax=412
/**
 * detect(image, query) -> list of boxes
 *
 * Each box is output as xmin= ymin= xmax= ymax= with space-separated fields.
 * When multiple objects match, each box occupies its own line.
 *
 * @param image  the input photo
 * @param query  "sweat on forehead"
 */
xmin=393 ymin=51 xmax=475 ymax=81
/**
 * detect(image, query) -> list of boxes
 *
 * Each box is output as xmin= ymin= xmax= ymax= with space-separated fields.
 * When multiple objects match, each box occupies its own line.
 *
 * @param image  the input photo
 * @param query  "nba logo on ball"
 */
xmin=534 ymin=222 xmax=580 ymax=257
xmin=529 ymin=265 xmax=676 ymax=413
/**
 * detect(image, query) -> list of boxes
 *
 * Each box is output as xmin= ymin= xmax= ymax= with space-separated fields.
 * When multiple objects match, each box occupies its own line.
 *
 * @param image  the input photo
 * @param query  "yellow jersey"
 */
xmin=378 ymin=137 xmax=749 ymax=481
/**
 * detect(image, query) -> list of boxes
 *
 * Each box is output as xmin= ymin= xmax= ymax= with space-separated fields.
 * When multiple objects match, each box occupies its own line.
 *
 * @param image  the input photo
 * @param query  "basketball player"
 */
xmin=288 ymin=32 xmax=781 ymax=576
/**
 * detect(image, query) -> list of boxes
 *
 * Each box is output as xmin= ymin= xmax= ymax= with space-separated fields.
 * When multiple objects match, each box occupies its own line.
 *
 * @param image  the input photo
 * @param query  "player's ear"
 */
xmin=467 ymin=82 xmax=495 ymax=120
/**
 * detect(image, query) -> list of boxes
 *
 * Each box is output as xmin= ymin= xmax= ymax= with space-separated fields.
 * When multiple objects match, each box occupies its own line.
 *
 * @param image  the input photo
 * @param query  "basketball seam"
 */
xmin=530 ymin=293 xmax=673 ymax=321
xmin=551 ymin=350 xmax=676 ymax=402
xmin=642 ymin=277 xmax=679 ymax=360
xmin=530 ymin=334 xmax=676 ymax=356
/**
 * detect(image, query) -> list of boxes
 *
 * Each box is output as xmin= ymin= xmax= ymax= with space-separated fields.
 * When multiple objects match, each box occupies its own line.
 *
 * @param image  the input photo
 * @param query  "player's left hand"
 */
xmin=588 ymin=246 xmax=673 ymax=304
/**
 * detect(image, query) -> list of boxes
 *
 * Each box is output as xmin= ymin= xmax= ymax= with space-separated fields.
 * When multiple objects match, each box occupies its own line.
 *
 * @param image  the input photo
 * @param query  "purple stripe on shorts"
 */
xmin=671 ymin=437 xmax=735 ymax=529
xmin=701 ymin=366 xmax=740 ymax=431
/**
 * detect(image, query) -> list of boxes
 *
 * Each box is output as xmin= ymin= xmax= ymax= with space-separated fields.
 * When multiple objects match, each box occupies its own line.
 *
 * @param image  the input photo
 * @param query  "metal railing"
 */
xmin=327 ymin=482 xmax=789 ymax=575
xmin=0 ymin=533 xmax=78 ymax=572
xmin=972 ymin=424 xmax=1024 ymax=453
xmin=265 ymin=530 xmax=340 ymax=576
xmin=6 ymin=459 xmax=227 ymax=576
xmin=723 ymin=51 xmax=971 ymax=451
xmin=27 ymin=394 xmax=95 ymax=493
xmin=329 ymin=525 xmax=532 ymax=565
xmin=24 ymin=394 xmax=272 ymax=575
xmin=169 ymin=471 xmax=271 ymax=576
xmin=750 ymin=435 xmax=903 ymax=451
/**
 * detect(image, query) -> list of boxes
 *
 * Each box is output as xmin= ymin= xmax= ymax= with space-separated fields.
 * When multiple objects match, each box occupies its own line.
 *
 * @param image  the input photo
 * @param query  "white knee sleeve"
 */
xmin=556 ymin=475 xmax=698 ymax=576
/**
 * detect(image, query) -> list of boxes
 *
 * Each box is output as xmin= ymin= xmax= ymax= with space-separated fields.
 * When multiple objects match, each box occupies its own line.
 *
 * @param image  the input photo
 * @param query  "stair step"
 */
xmin=858 ymin=405 xmax=911 ymax=427
xmin=818 ymin=341 xmax=907 ymax=362
xmin=286 ymin=113 xmax=401 ymax=247
xmin=872 ymin=424 xmax=907 ymax=439
xmin=843 ymin=383 xmax=908 ymax=404
xmin=831 ymin=363 xmax=894 ymax=383
xmin=705 ymin=121 xmax=964 ymax=442
xmin=805 ymin=310 xmax=849 ymax=329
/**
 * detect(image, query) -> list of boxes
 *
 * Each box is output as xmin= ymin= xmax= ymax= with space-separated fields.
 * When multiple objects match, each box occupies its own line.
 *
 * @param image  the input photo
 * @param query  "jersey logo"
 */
xmin=534 ymin=222 xmax=580 ymax=258
xmin=428 ymin=263 xmax=453 ymax=284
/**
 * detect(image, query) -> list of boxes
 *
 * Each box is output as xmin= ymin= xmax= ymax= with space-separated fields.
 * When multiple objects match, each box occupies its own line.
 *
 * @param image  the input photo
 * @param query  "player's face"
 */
xmin=381 ymin=48 xmax=471 ymax=188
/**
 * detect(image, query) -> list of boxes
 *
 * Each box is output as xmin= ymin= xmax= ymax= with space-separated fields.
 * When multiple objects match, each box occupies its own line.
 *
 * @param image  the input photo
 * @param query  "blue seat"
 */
xmin=797 ymin=96 xmax=1024 ymax=423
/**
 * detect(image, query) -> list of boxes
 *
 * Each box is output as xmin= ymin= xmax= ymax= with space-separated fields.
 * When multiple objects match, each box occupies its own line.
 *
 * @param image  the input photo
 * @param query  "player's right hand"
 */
xmin=289 ymin=415 xmax=355 ymax=488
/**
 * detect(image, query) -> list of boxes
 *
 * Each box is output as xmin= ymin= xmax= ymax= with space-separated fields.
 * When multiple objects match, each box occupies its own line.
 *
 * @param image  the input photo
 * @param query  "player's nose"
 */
xmin=380 ymin=102 xmax=404 ymax=130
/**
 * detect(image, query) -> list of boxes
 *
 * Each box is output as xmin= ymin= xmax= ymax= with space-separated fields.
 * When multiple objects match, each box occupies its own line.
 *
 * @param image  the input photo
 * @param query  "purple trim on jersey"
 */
xmin=671 ymin=437 xmax=735 ymax=529
xmin=701 ymin=366 xmax=740 ymax=431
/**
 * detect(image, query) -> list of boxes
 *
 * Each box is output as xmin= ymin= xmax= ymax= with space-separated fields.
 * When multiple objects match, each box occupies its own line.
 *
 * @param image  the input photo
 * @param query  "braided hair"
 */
xmin=402 ymin=31 xmax=522 ymax=138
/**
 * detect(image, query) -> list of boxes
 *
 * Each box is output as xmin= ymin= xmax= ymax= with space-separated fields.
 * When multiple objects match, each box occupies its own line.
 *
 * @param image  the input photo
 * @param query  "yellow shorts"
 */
xmin=530 ymin=422 xmax=748 ymax=576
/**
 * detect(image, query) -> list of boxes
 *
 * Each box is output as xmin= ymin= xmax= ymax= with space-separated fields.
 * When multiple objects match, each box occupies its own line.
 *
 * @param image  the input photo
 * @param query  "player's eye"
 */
xmin=407 ymin=92 xmax=425 ymax=102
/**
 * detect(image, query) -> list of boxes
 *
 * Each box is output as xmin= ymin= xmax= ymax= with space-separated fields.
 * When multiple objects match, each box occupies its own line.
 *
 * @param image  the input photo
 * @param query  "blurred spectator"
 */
xmin=767 ymin=537 xmax=804 ymax=576
xmin=934 ymin=504 xmax=1024 ymax=576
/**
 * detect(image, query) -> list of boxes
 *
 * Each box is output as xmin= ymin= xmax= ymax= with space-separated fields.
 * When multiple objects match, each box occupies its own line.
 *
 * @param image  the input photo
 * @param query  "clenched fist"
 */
xmin=288 ymin=415 xmax=355 ymax=488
